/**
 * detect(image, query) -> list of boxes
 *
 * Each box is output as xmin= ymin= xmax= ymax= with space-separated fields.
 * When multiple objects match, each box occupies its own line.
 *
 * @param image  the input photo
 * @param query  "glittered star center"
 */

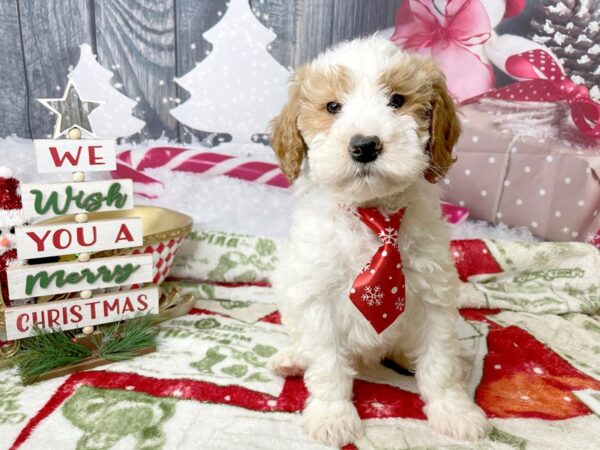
xmin=38 ymin=80 xmax=102 ymax=138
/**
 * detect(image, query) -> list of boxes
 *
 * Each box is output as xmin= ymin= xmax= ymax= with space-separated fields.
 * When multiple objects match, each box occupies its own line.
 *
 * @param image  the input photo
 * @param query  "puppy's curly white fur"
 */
xmin=269 ymin=36 xmax=489 ymax=447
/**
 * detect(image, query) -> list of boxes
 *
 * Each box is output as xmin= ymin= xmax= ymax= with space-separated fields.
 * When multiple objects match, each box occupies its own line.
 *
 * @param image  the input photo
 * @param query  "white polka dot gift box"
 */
xmin=441 ymin=43 xmax=600 ymax=244
xmin=442 ymin=97 xmax=600 ymax=243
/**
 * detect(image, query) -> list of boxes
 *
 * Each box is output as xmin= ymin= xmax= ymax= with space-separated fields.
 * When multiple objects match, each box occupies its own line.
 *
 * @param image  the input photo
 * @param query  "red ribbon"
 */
xmin=471 ymin=49 xmax=600 ymax=138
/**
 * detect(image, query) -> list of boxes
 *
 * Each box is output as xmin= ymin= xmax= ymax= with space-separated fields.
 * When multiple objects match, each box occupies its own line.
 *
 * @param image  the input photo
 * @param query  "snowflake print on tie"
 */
xmin=362 ymin=285 xmax=384 ymax=306
xmin=378 ymin=226 xmax=398 ymax=245
xmin=395 ymin=296 xmax=405 ymax=311
xmin=349 ymin=207 xmax=407 ymax=333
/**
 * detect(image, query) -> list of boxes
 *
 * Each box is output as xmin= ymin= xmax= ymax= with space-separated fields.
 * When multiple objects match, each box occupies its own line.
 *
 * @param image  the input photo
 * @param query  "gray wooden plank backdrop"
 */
xmin=0 ymin=1 xmax=30 ymax=138
xmin=17 ymin=0 xmax=95 ymax=139
xmin=95 ymin=0 xmax=178 ymax=140
xmin=0 ymin=0 xmax=403 ymax=142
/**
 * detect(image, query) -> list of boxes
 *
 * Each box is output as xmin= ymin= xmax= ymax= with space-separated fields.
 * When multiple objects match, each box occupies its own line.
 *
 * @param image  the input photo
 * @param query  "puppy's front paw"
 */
xmin=425 ymin=398 xmax=490 ymax=441
xmin=268 ymin=347 xmax=306 ymax=377
xmin=300 ymin=399 xmax=363 ymax=447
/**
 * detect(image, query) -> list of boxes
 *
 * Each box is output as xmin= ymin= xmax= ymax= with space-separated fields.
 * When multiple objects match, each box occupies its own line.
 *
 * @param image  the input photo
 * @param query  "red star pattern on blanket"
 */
xmin=6 ymin=238 xmax=600 ymax=449
xmin=9 ymin=306 xmax=600 ymax=450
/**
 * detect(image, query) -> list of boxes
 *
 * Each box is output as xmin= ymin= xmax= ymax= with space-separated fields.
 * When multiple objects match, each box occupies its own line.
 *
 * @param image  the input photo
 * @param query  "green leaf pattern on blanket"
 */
xmin=62 ymin=386 xmax=176 ymax=450
xmin=187 ymin=285 xmax=252 ymax=307
xmin=0 ymin=378 xmax=26 ymax=425
xmin=397 ymin=427 xmax=526 ymax=449
xmin=219 ymin=300 xmax=252 ymax=310
xmin=171 ymin=230 xmax=278 ymax=283
xmin=199 ymin=283 xmax=216 ymax=299
xmin=564 ymin=283 xmax=600 ymax=315
xmin=470 ymin=240 xmax=600 ymax=314
xmin=494 ymin=241 xmax=575 ymax=271
xmin=190 ymin=343 xmax=277 ymax=382
xmin=207 ymin=250 xmax=275 ymax=282
xmin=488 ymin=427 xmax=527 ymax=450
xmin=154 ymin=315 xmax=286 ymax=394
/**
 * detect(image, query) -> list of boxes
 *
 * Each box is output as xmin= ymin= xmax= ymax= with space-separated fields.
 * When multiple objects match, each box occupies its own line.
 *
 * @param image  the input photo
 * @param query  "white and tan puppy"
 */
xmin=268 ymin=37 xmax=489 ymax=447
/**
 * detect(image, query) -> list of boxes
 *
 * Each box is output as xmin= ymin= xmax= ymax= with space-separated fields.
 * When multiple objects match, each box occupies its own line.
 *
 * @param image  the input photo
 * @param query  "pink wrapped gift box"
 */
xmin=442 ymin=100 xmax=600 ymax=242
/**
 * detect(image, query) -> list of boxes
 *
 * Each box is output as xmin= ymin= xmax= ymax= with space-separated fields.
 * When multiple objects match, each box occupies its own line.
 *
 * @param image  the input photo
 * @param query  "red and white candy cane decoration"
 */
xmin=112 ymin=146 xmax=469 ymax=224
xmin=113 ymin=147 xmax=288 ymax=198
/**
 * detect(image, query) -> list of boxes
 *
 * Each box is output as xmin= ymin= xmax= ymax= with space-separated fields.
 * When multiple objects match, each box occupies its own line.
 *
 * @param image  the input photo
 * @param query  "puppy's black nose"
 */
xmin=349 ymin=135 xmax=382 ymax=163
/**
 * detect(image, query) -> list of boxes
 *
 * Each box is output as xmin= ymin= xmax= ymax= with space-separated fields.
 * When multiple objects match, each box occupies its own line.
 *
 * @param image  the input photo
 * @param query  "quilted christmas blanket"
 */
xmin=1 ymin=239 xmax=600 ymax=449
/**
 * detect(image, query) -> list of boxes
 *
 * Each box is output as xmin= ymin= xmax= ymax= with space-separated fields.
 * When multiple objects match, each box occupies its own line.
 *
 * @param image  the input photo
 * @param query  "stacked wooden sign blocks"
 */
xmin=1 ymin=128 xmax=159 ymax=342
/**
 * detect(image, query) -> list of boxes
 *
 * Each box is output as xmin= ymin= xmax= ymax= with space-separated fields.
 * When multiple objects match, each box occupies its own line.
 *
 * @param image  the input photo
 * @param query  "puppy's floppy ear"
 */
xmin=424 ymin=73 xmax=461 ymax=184
xmin=270 ymin=69 xmax=308 ymax=183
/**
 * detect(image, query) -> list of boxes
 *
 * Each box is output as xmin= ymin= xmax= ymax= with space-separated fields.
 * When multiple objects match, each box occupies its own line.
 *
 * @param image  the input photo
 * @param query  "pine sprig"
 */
xmin=100 ymin=315 xmax=157 ymax=361
xmin=14 ymin=316 xmax=156 ymax=383
xmin=14 ymin=328 xmax=91 ymax=382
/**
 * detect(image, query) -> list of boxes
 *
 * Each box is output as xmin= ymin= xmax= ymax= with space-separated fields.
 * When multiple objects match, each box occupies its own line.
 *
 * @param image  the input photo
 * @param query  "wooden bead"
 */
xmin=77 ymin=253 xmax=91 ymax=262
xmin=75 ymin=213 xmax=88 ymax=223
xmin=68 ymin=128 xmax=82 ymax=139
xmin=80 ymin=290 xmax=92 ymax=299
xmin=82 ymin=326 xmax=94 ymax=335
xmin=72 ymin=171 xmax=85 ymax=182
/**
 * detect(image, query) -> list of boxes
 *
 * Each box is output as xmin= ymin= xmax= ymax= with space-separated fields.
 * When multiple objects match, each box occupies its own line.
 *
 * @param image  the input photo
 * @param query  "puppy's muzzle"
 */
xmin=349 ymin=135 xmax=383 ymax=164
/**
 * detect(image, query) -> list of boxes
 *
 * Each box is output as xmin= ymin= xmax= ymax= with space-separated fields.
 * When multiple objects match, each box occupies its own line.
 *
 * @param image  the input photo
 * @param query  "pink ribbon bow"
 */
xmin=474 ymin=49 xmax=600 ymax=138
xmin=391 ymin=0 xmax=495 ymax=102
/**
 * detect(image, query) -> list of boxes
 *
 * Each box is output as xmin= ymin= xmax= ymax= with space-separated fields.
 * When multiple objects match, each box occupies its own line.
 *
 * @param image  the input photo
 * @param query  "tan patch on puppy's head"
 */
xmin=425 ymin=72 xmax=461 ymax=183
xmin=296 ymin=65 xmax=352 ymax=143
xmin=270 ymin=65 xmax=353 ymax=183
xmin=379 ymin=55 xmax=460 ymax=183
xmin=270 ymin=69 xmax=307 ymax=183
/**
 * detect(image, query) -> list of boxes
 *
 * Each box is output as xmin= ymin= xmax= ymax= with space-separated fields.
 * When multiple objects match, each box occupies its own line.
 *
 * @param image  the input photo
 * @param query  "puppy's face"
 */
xmin=271 ymin=38 xmax=460 ymax=202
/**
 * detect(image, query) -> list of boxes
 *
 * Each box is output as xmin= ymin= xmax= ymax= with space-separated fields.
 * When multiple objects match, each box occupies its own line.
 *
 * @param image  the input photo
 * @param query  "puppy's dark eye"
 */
xmin=326 ymin=102 xmax=342 ymax=114
xmin=388 ymin=94 xmax=405 ymax=109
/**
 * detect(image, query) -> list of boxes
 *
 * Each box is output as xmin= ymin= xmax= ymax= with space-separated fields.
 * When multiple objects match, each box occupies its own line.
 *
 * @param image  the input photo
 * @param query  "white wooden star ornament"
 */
xmin=38 ymin=79 xmax=104 ymax=138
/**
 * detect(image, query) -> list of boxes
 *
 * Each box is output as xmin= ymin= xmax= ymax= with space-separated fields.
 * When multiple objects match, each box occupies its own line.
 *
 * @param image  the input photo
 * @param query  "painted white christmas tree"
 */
xmin=69 ymin=44 xmax=145 ymax=139
xmin=171 ymin=0 xmax=290 ymax=142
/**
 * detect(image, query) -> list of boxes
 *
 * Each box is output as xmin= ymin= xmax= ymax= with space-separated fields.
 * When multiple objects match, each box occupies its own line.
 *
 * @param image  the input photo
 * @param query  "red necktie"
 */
xmin=349 ymin=207 xmax=406 ymax=333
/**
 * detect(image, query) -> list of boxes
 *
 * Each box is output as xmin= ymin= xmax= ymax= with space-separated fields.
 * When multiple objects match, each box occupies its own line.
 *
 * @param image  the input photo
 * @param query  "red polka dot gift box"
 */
xmin=442 ymin=99 xmax=600 ymax=243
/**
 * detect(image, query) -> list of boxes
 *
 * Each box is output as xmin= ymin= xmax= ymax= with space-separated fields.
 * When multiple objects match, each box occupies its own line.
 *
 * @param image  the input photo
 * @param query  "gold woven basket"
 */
xmin=0 ymin=206 xmax=196 ymax=361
